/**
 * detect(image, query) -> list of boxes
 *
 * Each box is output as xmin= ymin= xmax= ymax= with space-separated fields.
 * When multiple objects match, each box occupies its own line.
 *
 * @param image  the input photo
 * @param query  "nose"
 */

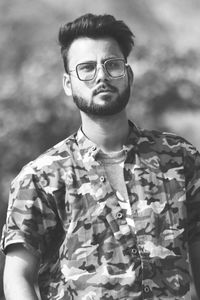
xmin=95 ymin=64 xmax=109 ymax=82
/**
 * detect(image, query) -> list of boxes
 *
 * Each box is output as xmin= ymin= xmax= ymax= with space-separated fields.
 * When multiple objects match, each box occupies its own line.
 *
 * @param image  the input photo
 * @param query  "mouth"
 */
xmin=96 ymin=90 xmax=113 ymax=95
xmin=94 ymin=84 xmax=116 ymax=96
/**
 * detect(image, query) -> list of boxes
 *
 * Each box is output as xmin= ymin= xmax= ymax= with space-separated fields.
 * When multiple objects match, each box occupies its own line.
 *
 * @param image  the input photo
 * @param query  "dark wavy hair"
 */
xmin=58 ymin=13 xmax=135 ymax=72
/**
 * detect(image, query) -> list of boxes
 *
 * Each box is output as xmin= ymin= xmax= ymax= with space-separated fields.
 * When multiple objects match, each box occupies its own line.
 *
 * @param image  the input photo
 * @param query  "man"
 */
xmin=1 ymin=13 xmax=200 ymax=300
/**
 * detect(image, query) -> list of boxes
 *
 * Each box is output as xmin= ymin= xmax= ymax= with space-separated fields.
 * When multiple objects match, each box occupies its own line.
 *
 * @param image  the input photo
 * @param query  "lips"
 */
xmin=93 ymin=84 xmax=116 ymax=95
xmin=96 ymin=89 xmax=112 ymax=94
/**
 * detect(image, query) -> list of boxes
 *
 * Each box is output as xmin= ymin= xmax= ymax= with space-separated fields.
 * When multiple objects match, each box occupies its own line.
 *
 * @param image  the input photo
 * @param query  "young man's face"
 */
xmin=63 ymin=37 xmax=133 ymax=116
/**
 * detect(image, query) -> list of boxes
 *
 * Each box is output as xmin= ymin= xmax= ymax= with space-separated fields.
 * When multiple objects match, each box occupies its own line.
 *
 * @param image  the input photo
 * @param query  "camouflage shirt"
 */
xmin=1 ymin=121 xmax=200 ymax=300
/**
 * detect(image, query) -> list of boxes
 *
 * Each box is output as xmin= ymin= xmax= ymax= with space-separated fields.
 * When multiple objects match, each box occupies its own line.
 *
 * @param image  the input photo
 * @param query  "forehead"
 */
xmin=67 ymin=37 xmax=124 ymax=67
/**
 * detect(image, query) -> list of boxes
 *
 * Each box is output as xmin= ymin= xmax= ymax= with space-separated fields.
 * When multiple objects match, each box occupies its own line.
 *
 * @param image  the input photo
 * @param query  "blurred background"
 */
xmin=0 ymin=0 xmax=200 ymax=299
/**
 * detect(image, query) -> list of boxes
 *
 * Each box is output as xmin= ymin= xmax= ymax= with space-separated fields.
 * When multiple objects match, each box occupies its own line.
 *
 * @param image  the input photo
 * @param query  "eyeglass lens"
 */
xmin=76 ymin=59 xmax=125 ymax=81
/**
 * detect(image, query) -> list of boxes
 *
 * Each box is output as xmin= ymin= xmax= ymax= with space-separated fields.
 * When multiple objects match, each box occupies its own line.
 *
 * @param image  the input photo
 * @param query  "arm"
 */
xmin=184 ymin=146 xmax=200 ymax=299
xmin=189 ymin=241 xmax=200 ymax=300
xmin=3 ymin=244 xmax=41 ymax=300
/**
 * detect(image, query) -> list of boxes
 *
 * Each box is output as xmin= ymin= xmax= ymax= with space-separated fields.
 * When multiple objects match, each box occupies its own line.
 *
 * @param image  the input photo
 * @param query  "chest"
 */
xmin=61 ymin=153 xmax=187 ymax=256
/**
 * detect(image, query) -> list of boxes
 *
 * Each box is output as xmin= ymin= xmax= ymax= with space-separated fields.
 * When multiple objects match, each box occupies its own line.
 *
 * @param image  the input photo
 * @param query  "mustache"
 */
xmin=93 ymin=83 xmax=117 ymax=96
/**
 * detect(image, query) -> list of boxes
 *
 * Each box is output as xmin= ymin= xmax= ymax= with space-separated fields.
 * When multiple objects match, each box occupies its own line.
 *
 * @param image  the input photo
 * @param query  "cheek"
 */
xmin=85 ymin=80 xmax=96 ymax=89
xmin=116 ymin=79 xmax=129 ymax=93
xmin=71 ymin=81 xmax=93 ymax=97
xmin=113 ymin=73 xmax=129 ymax=89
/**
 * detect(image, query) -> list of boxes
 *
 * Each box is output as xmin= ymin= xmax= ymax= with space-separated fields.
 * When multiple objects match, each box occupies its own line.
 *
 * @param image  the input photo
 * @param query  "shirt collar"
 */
xmin=76 ymin=120 xmax=141 ymax=160
xmin=125 ymin=120 xmax=141 ymax=152
xmin=76 ymin=127 xmax=100 ymax=159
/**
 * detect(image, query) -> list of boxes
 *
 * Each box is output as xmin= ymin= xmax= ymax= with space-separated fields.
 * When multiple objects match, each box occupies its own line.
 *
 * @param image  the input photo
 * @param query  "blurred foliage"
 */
xmin=0 ymin=0 xmax=200 ymax=299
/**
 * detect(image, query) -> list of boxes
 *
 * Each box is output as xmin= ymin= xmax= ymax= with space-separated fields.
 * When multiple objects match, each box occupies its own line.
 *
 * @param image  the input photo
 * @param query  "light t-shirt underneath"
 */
xmin=97 ymin=149 xmax=129 ymax=201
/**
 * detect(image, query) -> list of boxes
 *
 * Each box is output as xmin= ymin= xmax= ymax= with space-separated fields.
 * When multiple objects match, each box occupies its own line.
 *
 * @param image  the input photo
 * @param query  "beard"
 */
xmin=72 ymin=84 xmax=130 ymax=116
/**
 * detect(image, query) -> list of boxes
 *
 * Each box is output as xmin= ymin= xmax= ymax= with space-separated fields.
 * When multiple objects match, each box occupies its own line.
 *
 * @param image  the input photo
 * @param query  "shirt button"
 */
xmin=91 ymin=146 xmax=96 ymax=151
xmin=142 ymin=248 xmax=149 ymax=254
xmin=144 ymin=286 xmax=150 ymax=293
xmin=100 ymin=176 xmax=105 ymax=182
xmin=116 ymin=212 xmax=123 ymax=219
xmin=131 ymin=247 xmax=138 ymax=255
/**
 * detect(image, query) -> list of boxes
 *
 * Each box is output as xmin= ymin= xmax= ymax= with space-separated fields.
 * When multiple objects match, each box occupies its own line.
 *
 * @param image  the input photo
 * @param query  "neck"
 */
xmin=80 ymin=110 xmax=129 ymax=153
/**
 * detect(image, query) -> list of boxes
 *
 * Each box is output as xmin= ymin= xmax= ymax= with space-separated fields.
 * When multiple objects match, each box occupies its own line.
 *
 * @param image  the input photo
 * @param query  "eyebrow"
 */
xmin=78 ymin=60 xmax=96 ymax=65
xmin=78 ymin=57 xmax=123 ymax=65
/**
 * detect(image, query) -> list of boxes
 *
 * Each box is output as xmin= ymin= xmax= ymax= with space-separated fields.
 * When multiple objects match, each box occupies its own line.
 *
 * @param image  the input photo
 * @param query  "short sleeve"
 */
xmin=184 ymin=144 xmax=200 ymax=244
xmin=1 ymin=164 xmax=60 ymax=259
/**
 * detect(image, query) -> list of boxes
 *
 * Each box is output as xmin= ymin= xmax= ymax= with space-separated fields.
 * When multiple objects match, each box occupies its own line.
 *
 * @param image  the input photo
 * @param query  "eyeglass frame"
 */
xmin=68 ymin=58 xmax=129 ymax=81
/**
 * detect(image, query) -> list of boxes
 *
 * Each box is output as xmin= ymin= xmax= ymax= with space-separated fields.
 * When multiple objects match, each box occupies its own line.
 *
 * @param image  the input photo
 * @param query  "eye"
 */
xmin=78 ymin=63 xmax=95 ymax=72
xmin=107 ymin=60 xmax=122 ymax=70
xmin=110 ymin=61 xmax=118 ymax=67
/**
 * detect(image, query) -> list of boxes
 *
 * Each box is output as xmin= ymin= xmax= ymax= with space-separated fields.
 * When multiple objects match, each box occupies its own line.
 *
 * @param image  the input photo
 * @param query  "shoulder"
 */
xmin=133 ymin=127 xmax=200 ymax=187
xmin=135 ymin=126 xmax=200 ymax=176
xmin=11 ymin=132 xmax=77 ymax=188
xmin=138 ymin=127 xmax=198 ymax=157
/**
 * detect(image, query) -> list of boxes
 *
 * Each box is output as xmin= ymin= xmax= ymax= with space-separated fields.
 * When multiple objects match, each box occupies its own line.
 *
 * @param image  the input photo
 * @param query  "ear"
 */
xmin=127 ymin=65 xmax=134 ymax=86
xmin=63 ymin=73 xmax=72 ymax=96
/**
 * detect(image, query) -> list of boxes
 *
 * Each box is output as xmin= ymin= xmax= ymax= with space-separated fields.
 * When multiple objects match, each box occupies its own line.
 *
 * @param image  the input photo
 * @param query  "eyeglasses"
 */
xmin=69 ymin=58 xmax=128 ymax=81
